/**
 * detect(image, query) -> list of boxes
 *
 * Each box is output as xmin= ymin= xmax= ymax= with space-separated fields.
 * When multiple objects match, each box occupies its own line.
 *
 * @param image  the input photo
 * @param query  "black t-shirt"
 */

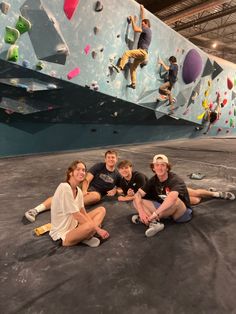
xmin=117 ymin=171 xmax=148 ymax=195
xmin=89 ymin=162 xmax=121 ymax=194
xmin=142 ymin=172 xmax=191 ymax=208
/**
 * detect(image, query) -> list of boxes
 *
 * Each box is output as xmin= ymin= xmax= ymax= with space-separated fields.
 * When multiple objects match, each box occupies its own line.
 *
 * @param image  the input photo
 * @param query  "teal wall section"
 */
xmin=0 ymin=0 xmax=236 ymax=156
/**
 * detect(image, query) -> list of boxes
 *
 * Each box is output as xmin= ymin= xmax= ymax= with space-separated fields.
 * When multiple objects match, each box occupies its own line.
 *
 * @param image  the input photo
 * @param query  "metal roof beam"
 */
xmin=173 ymin=5 xmax=236 ymax=31
xmin=163 ymin=0 xmax=232 ymax=25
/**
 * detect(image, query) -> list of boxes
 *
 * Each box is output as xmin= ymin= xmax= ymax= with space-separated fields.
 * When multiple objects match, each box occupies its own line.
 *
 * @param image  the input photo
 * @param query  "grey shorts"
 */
xmin=152 ymin=201 xmax=192 ymax=223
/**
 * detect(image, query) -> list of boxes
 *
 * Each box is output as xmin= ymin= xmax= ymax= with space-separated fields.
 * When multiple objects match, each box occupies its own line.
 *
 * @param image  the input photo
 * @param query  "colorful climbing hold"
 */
xmin=0 ymin=1 xmax=11 ymax=15
xmin=201 ymin=99 xmax=208 ymax=109
xmin=222 ymin=98 xmax=228 ymax=106
xmin=84 ymin=44 xmax=90 ymax=55
xmin=197 ymin=111 xmax=206 ymax=120
xmin=67 ymin=67 xmax=80 ymax=80
xmin=15 ymin=15 xmax=31 ymax=34
xmin=227 ymin=77 xmax=233 ymax=90
xmin=229 ymin=117 xmax=234 ymax=127
xmin=91 ymin=51 xmax=97 ymax=59
xmin=217 ymin=128 xmax=222 ymax=132
xmin=22 ymin=60 xmax=30 ymax=68
xmin=4 ymin=26 xmax=20 ymax=44
xmin=182 ymin=49 xmax=202 ymax=84
xmin=204 ymin=89 xmax=209 ymax=97
xmin=63 ymin=0 xmax=79 ymax=20
xmin=36 ymin=61 xmax=45 ymax=70
xmin=93 ymin=26 xmax=99 ymax=35
xmin=95 ymin=1 xmax=103 ymax=12
xmin=6 ymin=45 xmax=19 ymax=62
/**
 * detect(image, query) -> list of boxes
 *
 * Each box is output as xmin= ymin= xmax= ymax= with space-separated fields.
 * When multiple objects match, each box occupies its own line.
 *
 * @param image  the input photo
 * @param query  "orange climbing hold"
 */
xmin=64 ymin=0 xmax=79 ymax=20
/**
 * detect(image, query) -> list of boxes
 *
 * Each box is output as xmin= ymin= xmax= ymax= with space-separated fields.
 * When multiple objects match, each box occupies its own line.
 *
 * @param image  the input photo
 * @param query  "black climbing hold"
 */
xmin=94 ymin=26 xmax=99 ymax=35
xmin=95 ymin=1 xmax=103 ymax=12
xmin=91 ymin=51 xmax=97 ymax=59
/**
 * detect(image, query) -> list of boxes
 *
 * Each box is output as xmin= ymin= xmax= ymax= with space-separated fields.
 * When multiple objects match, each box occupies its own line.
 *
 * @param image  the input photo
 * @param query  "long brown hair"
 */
xmin=66 ymin=160 xmax=87 ymax=182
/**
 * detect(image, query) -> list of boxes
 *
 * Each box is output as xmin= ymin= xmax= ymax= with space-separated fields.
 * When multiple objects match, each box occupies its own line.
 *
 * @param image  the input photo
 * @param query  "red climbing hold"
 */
xmin=64 ymin=0 xmax=79 ymax=20
xmin=217 ymin=128 xmax=222 ymax=132
xmin=222 ymin=98 xmax=228 ymax=106
xmin=227 ymin=78 xmax=233 ymax=90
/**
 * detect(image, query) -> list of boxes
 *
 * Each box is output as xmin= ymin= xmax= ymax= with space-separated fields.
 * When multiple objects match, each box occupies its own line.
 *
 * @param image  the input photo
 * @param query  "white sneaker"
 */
xmin=219 ymin=191 xmax=235 ymax=200
xmin=82 ymin=237 xmax=100 ymax=248
xmin=24 ymin=208 xmax=38 ymax=222
xmin=131 ymin=214 xmax=141 ymax=224
xmin=145 ymin=222 xmax=164 ymax=237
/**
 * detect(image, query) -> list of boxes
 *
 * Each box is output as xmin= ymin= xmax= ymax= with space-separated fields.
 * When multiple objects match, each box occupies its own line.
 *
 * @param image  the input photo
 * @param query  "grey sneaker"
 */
xmin=24 ymin=208 xmax=38 ymax=222
xmin=145 ymin=222 xmax=164 ymax=237
xmin=131 ymin=214 xmax=141 ymax=224
xmin=219 ymin=191 xmax=235 ymax=200
xmin=82 ymin=237 xmax=100 ymax=248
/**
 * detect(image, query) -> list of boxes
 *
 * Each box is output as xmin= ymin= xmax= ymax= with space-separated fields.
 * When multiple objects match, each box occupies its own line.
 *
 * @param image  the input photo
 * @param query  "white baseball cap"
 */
xmin=153 ymin=154 xmax=169 ymax=164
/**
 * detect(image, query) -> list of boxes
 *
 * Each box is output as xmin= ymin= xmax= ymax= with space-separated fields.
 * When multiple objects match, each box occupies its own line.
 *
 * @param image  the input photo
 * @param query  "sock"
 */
xmin=212 ymin=192 xmax=220 ymax=198
xmin=35 ymin=204 xmax=47 ymax=213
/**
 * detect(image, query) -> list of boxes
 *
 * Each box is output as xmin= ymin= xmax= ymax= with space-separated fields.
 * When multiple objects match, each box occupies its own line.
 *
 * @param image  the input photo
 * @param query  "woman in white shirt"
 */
xmin=50 ymin=160 xmax=109 ymax=247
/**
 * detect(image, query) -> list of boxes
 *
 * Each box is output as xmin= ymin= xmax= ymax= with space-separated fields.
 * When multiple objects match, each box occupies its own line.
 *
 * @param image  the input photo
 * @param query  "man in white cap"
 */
xmin=133 ymin=154 xmax=192 ymax=237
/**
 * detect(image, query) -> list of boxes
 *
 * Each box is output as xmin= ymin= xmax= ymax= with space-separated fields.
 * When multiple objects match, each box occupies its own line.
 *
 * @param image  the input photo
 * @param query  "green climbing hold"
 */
xmin=229 ymin=117 xmax=234 ymax=127
xmin=15 ymin=15 xmax=31 ymax=34
xmin=4 ymin=26 xmax=20 ymax=44
xmin=36 ymin=61 xmax=45 ymax=70
xmin=7 ymin=45 xmax=19 ymax=62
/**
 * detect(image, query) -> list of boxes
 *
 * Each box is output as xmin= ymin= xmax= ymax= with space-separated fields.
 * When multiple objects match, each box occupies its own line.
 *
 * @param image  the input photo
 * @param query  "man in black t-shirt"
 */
xmin=116 ymin=160 xmax=148 ymax=202
xmin=82 ymin=150 xmax=121 ymax=206
xmin=133 ymin=154 xmax=192 ymax=237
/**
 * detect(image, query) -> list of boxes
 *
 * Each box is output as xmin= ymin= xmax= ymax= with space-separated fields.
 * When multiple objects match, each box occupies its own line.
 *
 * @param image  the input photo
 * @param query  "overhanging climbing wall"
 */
xmin=0 ymin=0 xmax=236 ymax=156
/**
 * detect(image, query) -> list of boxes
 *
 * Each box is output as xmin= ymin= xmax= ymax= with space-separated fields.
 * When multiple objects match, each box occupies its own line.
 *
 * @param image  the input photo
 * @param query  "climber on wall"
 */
xmin=158 ymin=56 xmax=179 ymax=114
xmin=112 ymin=4 xmax=152 ymax=89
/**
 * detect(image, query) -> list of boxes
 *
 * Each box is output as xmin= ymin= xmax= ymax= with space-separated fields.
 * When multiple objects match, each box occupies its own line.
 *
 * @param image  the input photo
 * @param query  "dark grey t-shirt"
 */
xmin=137 ymin=26 xmax=152 ymax=51
xmin=89 ymin=162 xmax=121 ymax=194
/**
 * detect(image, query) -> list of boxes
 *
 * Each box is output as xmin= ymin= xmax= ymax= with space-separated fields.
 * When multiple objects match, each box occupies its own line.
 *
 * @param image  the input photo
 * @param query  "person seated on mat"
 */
xmin=81 ymin=149 xmax=121 ymax=205
xmin=24 ymin=150 xmax=121 ymax=222
xmin=132 ymin=154 xmax=192 ymax=237
xmin=158 ymin=56 xmax=178 ymax=113
xmin=112 ymin=4 xmax=152 ymax=89
xmin=187 ymin=187 xmax=235 ymax=205
xmin=49 ymin=160 xmax=109 ymax=247
xmin=116 ymin=159 xmax=148 ymax=202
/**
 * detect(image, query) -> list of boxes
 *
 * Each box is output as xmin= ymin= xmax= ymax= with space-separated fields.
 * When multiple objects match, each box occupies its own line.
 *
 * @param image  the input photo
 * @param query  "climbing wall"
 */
xmin=0 ymin=0 xmax=236 ymax=156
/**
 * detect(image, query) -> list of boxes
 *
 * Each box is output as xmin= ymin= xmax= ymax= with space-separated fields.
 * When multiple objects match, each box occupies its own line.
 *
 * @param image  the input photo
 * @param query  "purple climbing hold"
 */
xmin=182 ymin=49 xmax=203 ymax=84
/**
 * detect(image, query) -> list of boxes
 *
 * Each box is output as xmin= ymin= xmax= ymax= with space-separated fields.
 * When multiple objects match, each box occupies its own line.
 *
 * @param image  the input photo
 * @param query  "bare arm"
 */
xmin=133 ymin=188 xmax=149 ymax=224
xmin=149 ymin=191 xmax=179 ymax=221
xmin=82 ymin=172 xmax=94 ymax=195
xmin=130 ymin=15 xmax=142 ymax=33
xmin=140 ymin=4 xmax=145 ymax=21
xmin=159 ymin=58 xmax=169 ymax=71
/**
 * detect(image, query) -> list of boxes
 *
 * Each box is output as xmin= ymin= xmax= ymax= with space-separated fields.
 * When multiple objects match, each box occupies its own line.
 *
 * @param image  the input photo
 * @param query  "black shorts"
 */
xmin=210 ymin=111 xmax=217 ymax=123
